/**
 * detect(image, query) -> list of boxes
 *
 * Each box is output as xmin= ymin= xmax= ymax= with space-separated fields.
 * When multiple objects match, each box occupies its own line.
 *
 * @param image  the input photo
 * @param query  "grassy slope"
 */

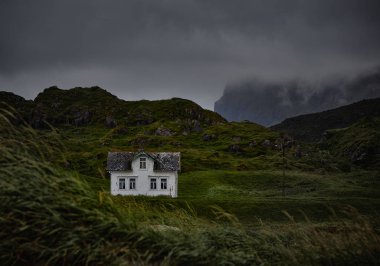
xmin=22 ymin=88 xmax=377 ymax=226
xmin=60 ymin=120 xmax=279 ymax=176
xmin=2 ymin=94 xmax=380 ymax=264
xmin=272 ymin=97 xmax=380 ymax=142
xmin=320 ymin=117 xmax=380 ymax=169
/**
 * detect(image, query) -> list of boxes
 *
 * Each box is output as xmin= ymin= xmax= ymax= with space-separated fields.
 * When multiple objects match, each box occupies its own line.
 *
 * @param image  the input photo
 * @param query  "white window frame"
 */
xmin=118 ymin=176 xmax=137 ymax=190
xmin=150 ymin=178 xmax=157 ymax=190
xmin=129 ymin=178 xmax=136 ymax=190
xmin=118 ymin=178 xmax=126 ymax=190
xmin=149 ymin=176 xmax=169 ymax=190
xmin=140 ymin=157 xmax=147 ymax=169
xmin=161 ymin=178 xmax=167 ymax=190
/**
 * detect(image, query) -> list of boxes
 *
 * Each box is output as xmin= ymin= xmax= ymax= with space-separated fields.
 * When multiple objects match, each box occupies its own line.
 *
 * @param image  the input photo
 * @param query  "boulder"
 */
xmin=348 ymin=146 xmax=368 ymax=163
xmin=105 ymin=116 xmax=117 ymax=128
xmin=115 ymin=126 xmax=128 ymax=135
xmin=228 ymin=144 xmax=242 ymax=153
xmin=170 ymin=141 xmax=182 ymax=147
xmin=202 ymin=134 xmax=216 ymax=141
xmin=192 ymin=120 xmax=202 ymax=132
xmin=130 ymin=137 xmax=150 ymax=147
xmin=155 ymin=127 xmax=173 ymax=136
xmin=74 ymin=110 xmax=91 ymax=126
xmin=248 ymin=140 xmax=257 ymax=147
xmin=262 ymin=139 xmax=272 ymax=147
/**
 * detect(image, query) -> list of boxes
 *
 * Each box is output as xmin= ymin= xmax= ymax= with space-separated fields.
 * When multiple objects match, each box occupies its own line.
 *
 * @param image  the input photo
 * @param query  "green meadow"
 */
xmin=1 ymin=92 xmax=380 ymax=264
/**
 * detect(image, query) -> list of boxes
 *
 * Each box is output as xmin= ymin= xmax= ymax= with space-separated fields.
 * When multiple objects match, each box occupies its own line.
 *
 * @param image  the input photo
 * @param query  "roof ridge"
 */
xmin=107 ymin=151 xmax=180 ymax=172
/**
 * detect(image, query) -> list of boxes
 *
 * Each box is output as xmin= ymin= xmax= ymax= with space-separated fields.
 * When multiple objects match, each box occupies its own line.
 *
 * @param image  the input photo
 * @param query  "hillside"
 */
xmin=1 ymin=87 xmax=380 ymax=264
xmin=319 ymin=117 xmax=380 ymax=169
xmin=1 ymin=87 xmax=284 ymax=175
xmin=0 ymin=91 xmax=34 ymax=117
xmin=1 ymin=86 xmax=226 ymax=129
xmin=271 ymin=97 xmax=380 ymax=142
xmin=3 ymin=87 xmax=379 ymax=174
xmin=1 ymin=92 xmax=380 ymax=265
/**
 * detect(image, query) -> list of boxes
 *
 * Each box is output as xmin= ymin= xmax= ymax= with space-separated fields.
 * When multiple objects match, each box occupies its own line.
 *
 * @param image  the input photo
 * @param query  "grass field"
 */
xmin=83 ymin=169 xmax=380 ymax=225
xmin=2 ymin=108 xmax=380 ymax=265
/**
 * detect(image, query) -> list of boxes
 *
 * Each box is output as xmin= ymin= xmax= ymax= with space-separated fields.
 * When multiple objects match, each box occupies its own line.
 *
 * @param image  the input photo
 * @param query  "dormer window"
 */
xmin=140 ymin=157 xmax=146 ymax=169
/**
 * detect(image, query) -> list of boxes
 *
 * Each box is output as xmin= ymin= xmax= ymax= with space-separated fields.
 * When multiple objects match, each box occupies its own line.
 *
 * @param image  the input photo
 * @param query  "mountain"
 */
xmin=271 ymin=98 xmax=380 ymax=169
xmin=3 ymin=86 xmax=378 ymax=174
xmin=1 ymin=86 xmax=282 ymax=175
xmin=271 ymin=97 xmax=380 ymax=142
xmin=214 ymin=68 xmax=380 ymax=126
xmin=1 ymin=86 xmax=226 ymax=129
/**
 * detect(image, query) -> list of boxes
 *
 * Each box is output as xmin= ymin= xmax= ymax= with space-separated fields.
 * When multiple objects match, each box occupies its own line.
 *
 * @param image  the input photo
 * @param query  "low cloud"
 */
xmin=215 ymin=67 xmax=380 ymax=126
xmin=1 ymin=0 xmax=380 ymax=110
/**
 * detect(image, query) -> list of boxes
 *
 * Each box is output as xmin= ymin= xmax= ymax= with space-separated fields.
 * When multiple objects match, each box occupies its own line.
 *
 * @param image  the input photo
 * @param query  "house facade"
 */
xmin=107 ymin=151 xmax=180 ymax=197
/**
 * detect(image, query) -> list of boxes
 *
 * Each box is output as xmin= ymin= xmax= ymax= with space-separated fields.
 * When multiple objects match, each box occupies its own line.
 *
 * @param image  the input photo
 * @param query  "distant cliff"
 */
xmin=215 ymin=68 xmax=380 ymax=126
xmin=271 ymin=97 xmax=380 ymax=141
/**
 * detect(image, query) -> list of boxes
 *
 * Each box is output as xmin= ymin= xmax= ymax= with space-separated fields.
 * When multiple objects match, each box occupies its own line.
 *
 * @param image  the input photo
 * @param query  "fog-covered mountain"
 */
xmin=214 ymin=68 xmax=380 ymax=126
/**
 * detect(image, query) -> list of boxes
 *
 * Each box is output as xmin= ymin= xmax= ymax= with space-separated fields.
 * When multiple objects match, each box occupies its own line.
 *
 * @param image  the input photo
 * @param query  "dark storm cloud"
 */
xmin=215 ymin=66 xmax=380 ymax=126
xmin=1 ymin=0 xmax=380 ymax=109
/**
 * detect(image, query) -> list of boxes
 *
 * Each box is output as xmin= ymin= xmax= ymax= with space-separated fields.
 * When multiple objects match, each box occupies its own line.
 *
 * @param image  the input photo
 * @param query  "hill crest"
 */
xmin=271 ymin=97 xmax=380 ymax=142
xmin=1 ymin=86 xmax=227 ymax=129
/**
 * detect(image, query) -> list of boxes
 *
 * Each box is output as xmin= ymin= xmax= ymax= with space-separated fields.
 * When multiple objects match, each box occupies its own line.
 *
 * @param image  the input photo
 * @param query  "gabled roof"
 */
xmin=132 ymin=151 xmax=157 ymax=161
xmin=107 ymin=151 xmax=181 ymax=171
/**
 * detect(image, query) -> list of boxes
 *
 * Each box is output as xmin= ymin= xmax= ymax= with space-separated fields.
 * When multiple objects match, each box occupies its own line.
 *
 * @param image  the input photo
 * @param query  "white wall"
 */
xmin=109 ymin=155 xmax=178 ymax=197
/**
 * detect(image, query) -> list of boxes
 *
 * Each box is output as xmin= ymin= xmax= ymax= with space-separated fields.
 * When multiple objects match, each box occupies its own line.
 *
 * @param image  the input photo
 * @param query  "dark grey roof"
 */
xmin=107 ymin=151 xmax=180 ymax=171
xmin=106 ymin=152 xmax=133 ymax=171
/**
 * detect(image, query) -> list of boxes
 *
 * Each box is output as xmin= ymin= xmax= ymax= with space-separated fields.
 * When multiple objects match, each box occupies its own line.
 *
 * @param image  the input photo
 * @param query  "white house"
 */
xmin=107 ymin=151 xmax=180 ymax=197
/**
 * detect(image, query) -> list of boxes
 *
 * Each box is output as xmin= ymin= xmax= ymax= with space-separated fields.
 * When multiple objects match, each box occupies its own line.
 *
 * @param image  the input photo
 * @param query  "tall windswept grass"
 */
xmin=0 ymin=107 xmax=262 ymax=265
xmin=0 ymin=107 xmax=157 ymax=264
xmin=1 ymin=107 xmax=380 ymax=265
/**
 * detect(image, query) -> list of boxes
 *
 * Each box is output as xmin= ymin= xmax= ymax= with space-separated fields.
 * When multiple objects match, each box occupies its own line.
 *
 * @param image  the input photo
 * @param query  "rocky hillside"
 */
xmin=1 ymin=86 xmax=226 ymax=131
xmin=1 ymin=86 xmax=288 ymax=175
xmin=319 ymin=117 xmax=380 ymax=169
xmin=4 ymin=86 xmax=378 ymax=174
xmin=271 ymin=97 xmax=380 ymax=142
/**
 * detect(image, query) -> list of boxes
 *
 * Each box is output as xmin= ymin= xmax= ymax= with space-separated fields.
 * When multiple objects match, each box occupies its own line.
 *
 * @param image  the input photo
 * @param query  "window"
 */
xmin=119 ymin=178 xmax=125 ymax=190
xmin=140 ymin=157 xmax=146 ymax=169
xmin=150 ymin=178 xmax=157 ymax=190
xmin=161 ymin=178 xmax=167 ymax=190
xmin=129 ymin=178 xmax=136 ymax=189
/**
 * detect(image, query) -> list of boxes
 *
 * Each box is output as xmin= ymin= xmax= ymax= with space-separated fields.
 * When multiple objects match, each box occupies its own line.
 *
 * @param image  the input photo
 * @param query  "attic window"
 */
xmin=140 ymin=157 xmax=146 ymax=169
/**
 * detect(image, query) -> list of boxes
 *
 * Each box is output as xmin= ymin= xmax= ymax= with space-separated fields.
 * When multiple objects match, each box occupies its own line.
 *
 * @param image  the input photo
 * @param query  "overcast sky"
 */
xmin=1 ymin=0 xmax=380 ymax=110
